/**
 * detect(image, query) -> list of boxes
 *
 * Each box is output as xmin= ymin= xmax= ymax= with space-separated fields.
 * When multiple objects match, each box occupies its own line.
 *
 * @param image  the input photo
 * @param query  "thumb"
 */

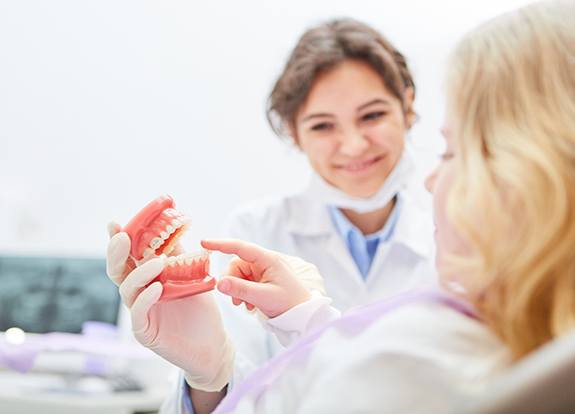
xmin=217 ymin=276 xmax=276 ymax=309
xmin=108 ymin=221 xmax=122 ymax=239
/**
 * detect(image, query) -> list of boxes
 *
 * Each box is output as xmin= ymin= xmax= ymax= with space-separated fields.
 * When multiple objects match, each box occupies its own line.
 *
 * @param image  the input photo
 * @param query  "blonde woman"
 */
xmin=108 ymin=0 xmax=575 ymax=412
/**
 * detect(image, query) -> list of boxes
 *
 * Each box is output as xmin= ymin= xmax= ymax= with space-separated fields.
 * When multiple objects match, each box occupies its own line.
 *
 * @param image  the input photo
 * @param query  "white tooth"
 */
xmin=172 ymin=219 xmax=182 ymax=228
xmin=150 ymin=237 xmax=163 ymax=250
xmin=166 ymin=256 xmax=175 ymax=266
xmin=177 ymin=255 xmax=185 ymax=265
xmin=185 ymin=257 xmax=193 ymax=265
xmin=166 ymin=225 xmax=175 ymax=234
xmin=143 ymin=248 xmax=154 ymax=258
xmin=160 ymin=231 xmax=169 ymax=240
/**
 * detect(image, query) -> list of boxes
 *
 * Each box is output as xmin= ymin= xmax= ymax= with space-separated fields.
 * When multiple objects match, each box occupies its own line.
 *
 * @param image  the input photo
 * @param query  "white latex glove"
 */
xmin=201 ymin=238 xmax=326 ymax=318
xmin=106 ymin=224 xmax=234 ymax=392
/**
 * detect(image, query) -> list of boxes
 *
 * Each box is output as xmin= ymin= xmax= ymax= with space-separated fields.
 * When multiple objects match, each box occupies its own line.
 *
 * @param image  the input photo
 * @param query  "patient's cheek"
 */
xmin=432 ymin=163 xmax=471 ymax=287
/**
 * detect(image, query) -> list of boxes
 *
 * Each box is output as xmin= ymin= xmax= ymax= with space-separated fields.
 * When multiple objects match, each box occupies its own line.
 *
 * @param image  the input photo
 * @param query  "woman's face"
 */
xmin=425 ymin=122 xmax=472 ymax=290
xmin=294 ymin=59 xmax=412 ymax=198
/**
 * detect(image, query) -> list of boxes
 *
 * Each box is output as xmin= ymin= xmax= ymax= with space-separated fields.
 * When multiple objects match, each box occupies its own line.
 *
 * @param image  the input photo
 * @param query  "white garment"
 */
xmin=228 ymin=301 xmax=512 ymax=414
xmin=228 ymin=189 xmax=435 ymax=308
xmin=161 ymin=189 xmax=436 ymax=413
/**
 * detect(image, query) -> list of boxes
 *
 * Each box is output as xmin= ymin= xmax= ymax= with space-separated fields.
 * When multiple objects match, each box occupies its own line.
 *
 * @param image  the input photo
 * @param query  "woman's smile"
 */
xmin=334 ymin=155 xmax=385 ymax=175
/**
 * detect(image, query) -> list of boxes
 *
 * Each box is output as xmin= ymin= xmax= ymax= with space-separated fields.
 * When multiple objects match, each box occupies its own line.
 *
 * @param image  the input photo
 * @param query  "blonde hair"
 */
xmin=445 ymin=0 xmax=575 ymax=359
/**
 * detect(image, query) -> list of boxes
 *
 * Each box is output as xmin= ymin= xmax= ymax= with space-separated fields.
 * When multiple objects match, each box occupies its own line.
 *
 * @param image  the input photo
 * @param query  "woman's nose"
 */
xmin=338 ymin=129 xmax=369 ymax=157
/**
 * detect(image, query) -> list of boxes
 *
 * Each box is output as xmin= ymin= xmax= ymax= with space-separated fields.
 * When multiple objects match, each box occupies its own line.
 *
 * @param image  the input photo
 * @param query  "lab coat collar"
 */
xmin=286 ymin=191 xmax=433 ymax=260
xmin=285 ymin=192 xmax=335 ymax=237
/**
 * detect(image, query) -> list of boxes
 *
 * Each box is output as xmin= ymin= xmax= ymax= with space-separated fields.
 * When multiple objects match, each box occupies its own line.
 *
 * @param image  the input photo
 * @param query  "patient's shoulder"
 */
xmin=321 ymin=302 xmax=511 ymax=382
xmin=294 ymin=302 xmax=512 ymax=412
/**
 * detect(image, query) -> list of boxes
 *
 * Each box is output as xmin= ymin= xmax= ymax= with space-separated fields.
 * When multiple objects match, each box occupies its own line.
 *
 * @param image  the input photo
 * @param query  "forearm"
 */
xmin=189 ymin=386 xmax=227 ymax=414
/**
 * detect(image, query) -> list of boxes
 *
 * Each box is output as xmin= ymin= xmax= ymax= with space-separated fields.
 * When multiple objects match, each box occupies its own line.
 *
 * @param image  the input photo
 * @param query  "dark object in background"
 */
xmin=0 ymin=256 xmax=120 ymax=334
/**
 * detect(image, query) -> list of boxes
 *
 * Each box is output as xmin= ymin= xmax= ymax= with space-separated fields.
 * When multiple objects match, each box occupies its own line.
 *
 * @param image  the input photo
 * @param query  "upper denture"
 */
xmin=122 ymin=195 xmax=216 ymax=300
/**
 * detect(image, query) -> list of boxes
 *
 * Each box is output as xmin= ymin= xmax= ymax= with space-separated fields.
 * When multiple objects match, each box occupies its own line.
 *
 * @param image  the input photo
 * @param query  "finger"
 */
xmin=217 ymin=275 xmax=275 ymax=308
xmin=225 ymin=258 xmax=258 ymax=282
xmin=107 ymin=221 xmax=122 ymax=239
xmin=222 ymin=262 xmax=257 ymax=308
xmin=245 ymin=302 xmax=255 ymax=311
xmin=226 ymin=257 xmax=248 ymax=274
xmin=131 ymin=281 xmax=163 ymax=346
xmin=119 ymin=257 xmax=164 ymax=308
xmin=106 ymin=232 xmax=132 ymax=286
xmin=201 ymin=239 xmax=276 ymax=268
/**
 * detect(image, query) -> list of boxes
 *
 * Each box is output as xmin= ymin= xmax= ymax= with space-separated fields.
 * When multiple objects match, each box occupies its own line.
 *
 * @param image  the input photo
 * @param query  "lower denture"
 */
xmin=156 ymin=254 xmax=215 ymax=300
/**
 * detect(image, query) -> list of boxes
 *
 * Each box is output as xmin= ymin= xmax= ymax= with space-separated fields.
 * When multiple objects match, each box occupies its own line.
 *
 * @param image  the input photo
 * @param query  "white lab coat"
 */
xmin=220 ymin=188 xmax=437 ymax=370
xmin=224 ymin=189 xmax=436 ymax=310
xmin=161 ymin=189 xmax=438 ymax=413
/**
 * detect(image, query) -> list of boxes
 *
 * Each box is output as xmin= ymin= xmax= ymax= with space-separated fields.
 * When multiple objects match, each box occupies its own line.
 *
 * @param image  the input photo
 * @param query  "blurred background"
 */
xmin=0 ymin=0 xmax=535 ymax=413
xmin=0 ymin=0 xmax=535 ymax=255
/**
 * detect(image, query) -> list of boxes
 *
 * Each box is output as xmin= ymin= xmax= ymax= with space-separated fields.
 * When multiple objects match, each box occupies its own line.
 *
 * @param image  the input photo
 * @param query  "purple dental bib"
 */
xmin=214 ymin=289 xmax=478 ymax=414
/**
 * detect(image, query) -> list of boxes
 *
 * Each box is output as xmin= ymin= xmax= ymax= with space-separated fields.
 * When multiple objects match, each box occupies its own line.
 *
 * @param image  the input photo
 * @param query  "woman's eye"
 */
xmin=362 ymin=111 xmax=386 ymax=122
xmin=310 ymin=122 xmax=333 ymax=131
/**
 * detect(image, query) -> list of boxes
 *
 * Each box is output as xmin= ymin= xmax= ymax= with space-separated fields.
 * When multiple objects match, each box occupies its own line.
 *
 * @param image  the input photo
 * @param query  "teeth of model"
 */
xmin=187 ymin=251 xmax=209 ymax=260
xmin=162 ymin=250 xmax=210 ymax=267
xmin=143 ymin=248 xmax=154 ymax=258
xmin=171 ymin=219 xmax=182 ymax=228
xmin=165 ymin=224 xmax=175 ymax=234
xmin=160 ymin=231 xmax=169 ymax=240
xmin=149 ymin=237 xmax=163 ymax=250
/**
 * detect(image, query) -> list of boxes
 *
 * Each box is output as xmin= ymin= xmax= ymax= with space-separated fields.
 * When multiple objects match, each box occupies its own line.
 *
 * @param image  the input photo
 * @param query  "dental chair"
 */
xmin=460 ymin=329 xmax=575 ymax=414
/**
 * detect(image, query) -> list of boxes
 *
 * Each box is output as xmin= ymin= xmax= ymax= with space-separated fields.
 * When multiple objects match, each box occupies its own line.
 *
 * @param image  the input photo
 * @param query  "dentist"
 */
xmin=107 ymin=17 xmax=435 ymax=413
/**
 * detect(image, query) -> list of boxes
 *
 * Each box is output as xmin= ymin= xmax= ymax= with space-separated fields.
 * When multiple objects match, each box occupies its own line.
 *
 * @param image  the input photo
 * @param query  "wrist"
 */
xmin=184 ymin=335 xmax=235 ymax=392
xmin=189 ymin=385 xmax=228 ymax=414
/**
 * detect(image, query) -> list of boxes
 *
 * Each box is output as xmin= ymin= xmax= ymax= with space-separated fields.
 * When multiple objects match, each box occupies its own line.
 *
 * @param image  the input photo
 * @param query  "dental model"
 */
xmin=122 ymin=195 xmax=216 ymax=300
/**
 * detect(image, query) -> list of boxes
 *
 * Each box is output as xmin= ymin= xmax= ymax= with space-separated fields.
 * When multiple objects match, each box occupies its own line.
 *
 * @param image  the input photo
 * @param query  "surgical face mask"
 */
xmin=306 ymin=149 xmax=415 ymax=213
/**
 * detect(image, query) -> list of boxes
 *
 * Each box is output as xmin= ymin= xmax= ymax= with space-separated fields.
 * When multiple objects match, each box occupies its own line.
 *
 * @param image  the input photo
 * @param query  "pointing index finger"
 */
xmin=201 ymin=238 xmax=275 ymax=268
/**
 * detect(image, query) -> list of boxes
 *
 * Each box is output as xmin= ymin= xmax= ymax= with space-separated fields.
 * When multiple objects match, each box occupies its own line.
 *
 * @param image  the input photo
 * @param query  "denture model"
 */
xmin=122 ymin=195 xmax=216 ymax=301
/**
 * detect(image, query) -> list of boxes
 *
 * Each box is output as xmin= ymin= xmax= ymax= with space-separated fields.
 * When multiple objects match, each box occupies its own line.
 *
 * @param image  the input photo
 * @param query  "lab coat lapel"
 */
xmin=365 ymin=237 xmax=391 ymax=285
xmin=286 ymin=193 xmax=365 ymax=289
xmin=324 ymin=230 xmax=364 ymax=286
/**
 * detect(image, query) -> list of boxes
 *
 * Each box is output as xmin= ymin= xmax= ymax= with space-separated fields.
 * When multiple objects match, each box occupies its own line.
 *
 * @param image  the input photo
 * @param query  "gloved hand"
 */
xmin=201 ymin=238 xmax=326 ymax=318
xmin=106 ymin=223 xmax=234 ymax=392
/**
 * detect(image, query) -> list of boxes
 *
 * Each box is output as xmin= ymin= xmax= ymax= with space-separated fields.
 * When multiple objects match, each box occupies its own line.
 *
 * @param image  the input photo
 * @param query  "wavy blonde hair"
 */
xmin=445 ymin=0 xmax=575 ymax=359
